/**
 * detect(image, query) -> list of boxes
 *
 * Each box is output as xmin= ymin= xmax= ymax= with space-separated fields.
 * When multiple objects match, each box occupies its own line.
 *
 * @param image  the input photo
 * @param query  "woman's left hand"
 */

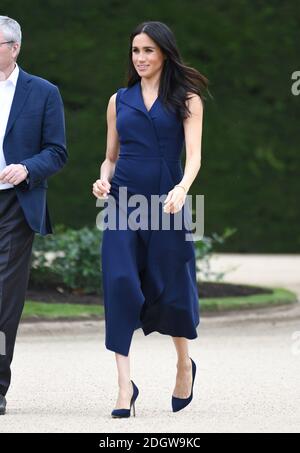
xmin=163 ymin=186 xmax=187 ymax=214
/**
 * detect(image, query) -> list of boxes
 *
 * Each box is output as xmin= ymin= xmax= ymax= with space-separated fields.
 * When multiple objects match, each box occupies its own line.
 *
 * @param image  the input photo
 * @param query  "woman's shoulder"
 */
xmin=107 ymin=87 xmax=128 ymax=115
xmin=185 ymin=91 xmax=202 ymax=103
xmin=108 ymin=87 xmax=128 ymax=105
xmin=185 ymin=91 xmax=204 ymax=113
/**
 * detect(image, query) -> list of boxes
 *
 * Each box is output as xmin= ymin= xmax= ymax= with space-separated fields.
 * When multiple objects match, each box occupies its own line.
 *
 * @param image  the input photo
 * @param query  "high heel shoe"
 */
xmin=172 ymin=357 xmax=196 ymax=412
xmin=111 ymin=380 xmax=139 ymax=418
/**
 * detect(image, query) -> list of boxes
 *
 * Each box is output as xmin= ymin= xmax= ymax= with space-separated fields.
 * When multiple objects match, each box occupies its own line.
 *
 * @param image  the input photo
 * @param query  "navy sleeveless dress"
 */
xmin=101 ymin=80 xmax=200 ymax=356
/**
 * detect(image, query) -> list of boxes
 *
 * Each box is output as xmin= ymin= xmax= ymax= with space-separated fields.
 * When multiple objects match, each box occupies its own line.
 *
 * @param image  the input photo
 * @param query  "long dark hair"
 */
xmin=127 ymin=21 xmax=209 ymax=119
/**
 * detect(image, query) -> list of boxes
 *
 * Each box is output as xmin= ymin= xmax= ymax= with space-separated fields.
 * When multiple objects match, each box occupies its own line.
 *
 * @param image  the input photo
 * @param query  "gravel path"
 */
xmin=1 ymin=254 xmax=299 ymax=433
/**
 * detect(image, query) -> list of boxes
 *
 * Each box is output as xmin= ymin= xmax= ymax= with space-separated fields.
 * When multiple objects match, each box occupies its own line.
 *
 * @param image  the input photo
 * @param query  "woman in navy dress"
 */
xmin=93 ymin=21 xmax=206 ymax=417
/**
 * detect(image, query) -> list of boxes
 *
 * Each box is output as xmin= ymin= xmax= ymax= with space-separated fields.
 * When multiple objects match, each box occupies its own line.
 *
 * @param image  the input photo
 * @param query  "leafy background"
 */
xmin=1 ymin=0 xmax=299 ymax=252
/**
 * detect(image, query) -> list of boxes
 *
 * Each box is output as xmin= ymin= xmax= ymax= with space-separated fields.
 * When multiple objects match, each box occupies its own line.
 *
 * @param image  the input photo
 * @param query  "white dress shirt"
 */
xmin=0 ymin=63 xmax=19 ymax=189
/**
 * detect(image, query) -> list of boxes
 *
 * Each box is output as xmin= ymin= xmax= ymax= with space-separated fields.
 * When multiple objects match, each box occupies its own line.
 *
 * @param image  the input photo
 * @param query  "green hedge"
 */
xmin=30 ymin=226 xmax=233 ymax=295
xmin=1 ymin=0 xmax=299 ymax=251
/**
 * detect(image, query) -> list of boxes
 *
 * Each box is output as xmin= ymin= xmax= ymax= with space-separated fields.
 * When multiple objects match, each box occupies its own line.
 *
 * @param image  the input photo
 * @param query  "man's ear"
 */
xmin=12 ymin=42 xmax=21 ymax=59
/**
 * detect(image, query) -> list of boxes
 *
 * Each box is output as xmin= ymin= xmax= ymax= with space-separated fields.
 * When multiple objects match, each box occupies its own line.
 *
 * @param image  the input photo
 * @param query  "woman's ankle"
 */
xmin=176 ymin=357 xmax=192 ymax=371
xmin=118 ymin=379 xmax=132 ymax=391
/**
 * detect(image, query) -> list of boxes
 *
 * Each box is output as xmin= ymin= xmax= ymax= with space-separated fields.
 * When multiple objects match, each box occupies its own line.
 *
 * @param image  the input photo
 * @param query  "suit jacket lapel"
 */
xmin=4 ymin=68 xmax=33 ymax=140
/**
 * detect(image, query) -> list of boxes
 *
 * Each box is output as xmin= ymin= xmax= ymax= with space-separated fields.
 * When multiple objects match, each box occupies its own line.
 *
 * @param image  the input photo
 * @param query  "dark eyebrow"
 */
xmin=131 ymin=46 xmax=155 ymax=49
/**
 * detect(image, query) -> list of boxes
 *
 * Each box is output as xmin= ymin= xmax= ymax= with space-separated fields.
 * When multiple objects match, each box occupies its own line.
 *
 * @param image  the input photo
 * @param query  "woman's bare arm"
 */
xmin=164 ymin=94 xmax=203 ymax=213
xmin=180 ymin=94 xmax=203 ymax=192
xmin=100 ymin=93 xmax=120 ymax=181
xmin=93 ymin=93 xmax=119 ymax=198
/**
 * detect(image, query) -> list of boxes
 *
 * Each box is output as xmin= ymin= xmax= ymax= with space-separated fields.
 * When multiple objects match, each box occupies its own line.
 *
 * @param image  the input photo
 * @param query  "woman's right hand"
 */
xmin=92 ymin=178 xmax=111 ymax=199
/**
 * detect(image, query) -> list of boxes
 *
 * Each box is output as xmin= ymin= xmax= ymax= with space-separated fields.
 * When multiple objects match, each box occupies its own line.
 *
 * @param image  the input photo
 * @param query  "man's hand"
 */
xmin=0 ymin=164 xmax=28 ymax=185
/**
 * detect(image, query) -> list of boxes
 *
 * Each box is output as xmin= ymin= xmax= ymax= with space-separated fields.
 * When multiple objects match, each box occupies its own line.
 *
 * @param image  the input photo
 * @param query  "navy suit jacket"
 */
xmin=3 ymin=67 xmax=67 ymax=235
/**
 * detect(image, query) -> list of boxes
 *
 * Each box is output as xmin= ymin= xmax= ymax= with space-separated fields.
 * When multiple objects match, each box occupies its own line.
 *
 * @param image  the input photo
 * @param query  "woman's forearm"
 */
xmin=100 ymin=158 xmax=116 ymax=182
xmin=179 ymin=153 xmax=201 ymax=193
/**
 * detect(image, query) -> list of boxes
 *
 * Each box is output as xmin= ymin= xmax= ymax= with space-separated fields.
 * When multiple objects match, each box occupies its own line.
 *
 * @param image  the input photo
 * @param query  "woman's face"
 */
xmin=132 ymin=33 xmax=165 ymax=79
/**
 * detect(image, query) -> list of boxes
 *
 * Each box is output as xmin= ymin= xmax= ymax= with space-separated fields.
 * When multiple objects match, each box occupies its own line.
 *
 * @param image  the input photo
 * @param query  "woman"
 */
xmin=93 ymin=21 xmax=206 ymax=417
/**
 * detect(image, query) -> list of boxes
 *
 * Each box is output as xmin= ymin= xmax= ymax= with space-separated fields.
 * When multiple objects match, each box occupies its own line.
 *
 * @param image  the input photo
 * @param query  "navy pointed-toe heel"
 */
xmin=172 ymin=357 xmax=196 ymax=413
xmin=111 ymin=380 xmax=139 ymax=418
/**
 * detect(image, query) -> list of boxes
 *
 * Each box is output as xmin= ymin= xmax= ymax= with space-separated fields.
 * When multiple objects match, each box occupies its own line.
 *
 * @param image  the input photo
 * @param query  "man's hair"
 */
xmin=0 ymin=15 xmax=22 ymax=45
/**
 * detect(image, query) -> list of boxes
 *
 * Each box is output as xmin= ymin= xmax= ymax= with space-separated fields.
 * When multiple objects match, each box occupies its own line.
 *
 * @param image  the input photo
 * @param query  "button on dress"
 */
xmin=101 ymin=80 xmax=200 ymax=356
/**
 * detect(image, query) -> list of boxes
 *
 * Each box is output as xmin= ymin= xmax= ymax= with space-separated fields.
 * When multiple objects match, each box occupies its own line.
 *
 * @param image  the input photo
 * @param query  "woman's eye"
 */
xmin=132 ymin=49 xmax=153 ymax=53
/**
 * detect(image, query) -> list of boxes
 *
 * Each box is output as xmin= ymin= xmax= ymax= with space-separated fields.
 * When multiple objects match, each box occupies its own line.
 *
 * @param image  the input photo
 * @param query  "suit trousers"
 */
xmin=0 ymin=188 xmax=35 ymax=396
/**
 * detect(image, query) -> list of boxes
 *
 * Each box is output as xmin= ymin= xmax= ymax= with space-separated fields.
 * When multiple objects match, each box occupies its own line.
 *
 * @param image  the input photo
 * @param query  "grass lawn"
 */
xmin=22 ymin=302 xmax=105 ymax=320
xmin=22 ymin=287 xmax=297 ymax=321
xmin=199 ymin=287 xmax=297 ymax=312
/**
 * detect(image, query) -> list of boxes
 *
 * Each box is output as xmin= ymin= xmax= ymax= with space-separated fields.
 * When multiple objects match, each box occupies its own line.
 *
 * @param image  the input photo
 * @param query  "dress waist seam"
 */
xmin=118 ymin=155 xmax=180 ymax=163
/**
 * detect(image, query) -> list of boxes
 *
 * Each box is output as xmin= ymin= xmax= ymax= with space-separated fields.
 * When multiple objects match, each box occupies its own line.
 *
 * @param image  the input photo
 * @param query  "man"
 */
xmin=0 ymin=16 xmax=67 ymax=415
